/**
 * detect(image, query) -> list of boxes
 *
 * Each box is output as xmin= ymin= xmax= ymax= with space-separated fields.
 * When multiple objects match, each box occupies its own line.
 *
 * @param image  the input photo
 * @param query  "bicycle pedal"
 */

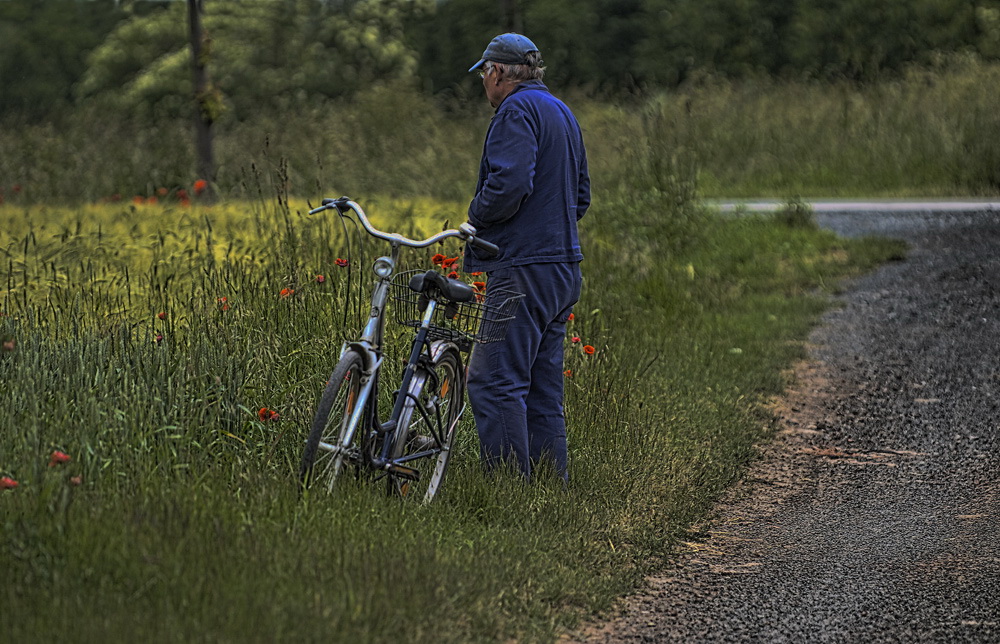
xmin=387 ymin=463 xmax=420 ymax=481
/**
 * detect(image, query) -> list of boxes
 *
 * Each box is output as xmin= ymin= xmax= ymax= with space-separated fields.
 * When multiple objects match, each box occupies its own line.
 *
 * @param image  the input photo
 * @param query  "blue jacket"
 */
xmin=464 ymin=80 xmax=590 ymax=273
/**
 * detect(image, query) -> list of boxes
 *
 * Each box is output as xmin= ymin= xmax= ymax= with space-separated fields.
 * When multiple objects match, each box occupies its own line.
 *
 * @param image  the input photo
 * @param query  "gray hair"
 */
xmin=488 ymin=51 xmax=545 ymax=81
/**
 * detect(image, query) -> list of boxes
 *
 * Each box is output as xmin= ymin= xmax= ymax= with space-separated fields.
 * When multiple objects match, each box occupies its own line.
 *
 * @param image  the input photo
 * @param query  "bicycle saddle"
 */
xmin=408 ymin=270 xmax=475 ymax=303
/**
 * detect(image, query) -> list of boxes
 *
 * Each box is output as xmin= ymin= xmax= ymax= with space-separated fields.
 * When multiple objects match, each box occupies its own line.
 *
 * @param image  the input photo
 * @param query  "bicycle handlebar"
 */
xmin=310 ymin=197 xmax=500 ymax=258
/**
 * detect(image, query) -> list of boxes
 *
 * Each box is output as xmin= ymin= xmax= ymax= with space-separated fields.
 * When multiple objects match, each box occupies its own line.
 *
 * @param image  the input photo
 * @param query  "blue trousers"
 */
xmin=467 ymin=262 xmax=582 ymax=480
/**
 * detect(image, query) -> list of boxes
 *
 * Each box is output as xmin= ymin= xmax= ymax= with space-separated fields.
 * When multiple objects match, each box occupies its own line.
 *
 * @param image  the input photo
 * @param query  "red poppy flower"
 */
xmin=315 ymin=274 xmax=326 ymax=283
xmin=567 ymin=313 xmax=575 ymax=322
xmin=177 ymin=189 xmax=189 ymax=201
xmin=583 ymin=345 xmax=596 ymax=355
xmin=1 ymin=477 xmax=18 ymax=490
xmin=193 ymin=179 xmax=208 ymax=196
xmin=146 ymin=196 xmax=158 ymax=205
xmin=132 ymin=196 xmax=145 ymax=205
xmin=335 ymin=258 xmax=349 ymax=268
xmin=571 ymin=336 xmax=581 ymax=343
xmin=431 ymin=253 xmax=446 ymax=266
xmin=448 ymin=271 xmax=459 ymax=279
xmin=217 ymin=297 xmax=230 ymax=312
xmin=157 ymin=311 xmax=167 ymax=320
xmin=48 ymin=451 xmax=71 ymax=467
xmin=69 ymin=475 xmax=82 ymax=486
xmin=564 ymin=369 xmax=573 ymax=378
xmin=470 ymin=272 xmax=483 ymax=277
xmin=156 ymin=187 xmax=169 ymax=197
xmin=473 ymin=281 xmax=486 ymax=292
xmin=279 ymin=287 xmax=295 ymax=298
xmin=154 ymin=334 xmax=164 ymax=344
xmin=441 ymin=256 xmax=459 ymax=268
xmin=258 ymin=407 xmax=280 ymax=422
xmin=179 ymin=197 xmax=191 ymax=208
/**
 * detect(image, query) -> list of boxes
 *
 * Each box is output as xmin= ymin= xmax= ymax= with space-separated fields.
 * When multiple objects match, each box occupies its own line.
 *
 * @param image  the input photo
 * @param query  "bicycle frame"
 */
xmin=309 ymin=197 xmax=482 ymax=478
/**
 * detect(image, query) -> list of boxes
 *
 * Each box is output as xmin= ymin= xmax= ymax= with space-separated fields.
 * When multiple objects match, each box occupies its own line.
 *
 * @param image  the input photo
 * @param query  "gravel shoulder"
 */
xmin=569 ymin=209 xmax=1000 ymax=643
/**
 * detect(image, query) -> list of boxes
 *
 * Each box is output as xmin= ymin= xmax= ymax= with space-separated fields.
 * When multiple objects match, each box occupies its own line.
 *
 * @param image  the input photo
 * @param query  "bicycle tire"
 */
xmin=389 ymin=343 xmax=464 ymax=502
xmin=300 ymin=349 xmax=369 ymax=492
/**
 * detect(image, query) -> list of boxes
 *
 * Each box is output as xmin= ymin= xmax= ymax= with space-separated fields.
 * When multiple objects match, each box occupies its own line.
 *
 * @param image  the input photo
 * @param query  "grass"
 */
xmin=0 ymin=190 xmax=905 ymax=641
xmin=4 ymin=59 xmax=1000 ymax=206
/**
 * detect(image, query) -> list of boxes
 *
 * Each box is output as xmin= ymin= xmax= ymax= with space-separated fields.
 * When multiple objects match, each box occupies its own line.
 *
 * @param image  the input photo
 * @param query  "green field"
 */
xmin=3 ymin=3 xmax=997 ymax=639
xmin=0 ymin=191 xmax=904 ymax=641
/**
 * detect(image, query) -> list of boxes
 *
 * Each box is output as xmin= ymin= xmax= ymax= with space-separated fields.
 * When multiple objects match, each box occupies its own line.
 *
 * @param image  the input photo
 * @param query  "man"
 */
xmin=464 ymin=33 xmax=591 ymax=480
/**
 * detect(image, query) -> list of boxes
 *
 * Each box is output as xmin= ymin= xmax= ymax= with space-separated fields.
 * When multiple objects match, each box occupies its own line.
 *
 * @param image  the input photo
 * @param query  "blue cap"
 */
xmin=469 ymin=33 xmax=540 ymax=72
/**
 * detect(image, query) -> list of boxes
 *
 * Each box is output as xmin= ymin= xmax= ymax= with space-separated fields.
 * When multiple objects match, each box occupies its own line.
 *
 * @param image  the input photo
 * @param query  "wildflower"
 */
xmin=567 ymin=313 xmax=575 ymax=322
xmin=447 ymin=271 xmax=459 ymax=280
xmin=571 ymin=336 xmax=581 ymax=343
xmin=258 ymin=407 xmax=280 ymax=422
xmin=564 ymin=369 xmax=573 ymax=378
xmin=472 ymin=281 xmax=486 ymax=292
xmin=441 ymin=256 xmax=459 ymax=268
xmin=335 ymin=258 xmax=349 ymax=268
xmin=315 ymin=274 xmax=326 ymax=284
xmin=470 ymin=272 xmax=483 ymax=277
xmin=431 ymin=253 xmax=446 ymax=266
xmin=177 ymin=188 xmax=189 ymax=201
xmin=179 ymin=197 xmax=191 ymax=208
xmin=217 ymin=297 xmax=230 ymax=312
xmin=132 ymin=196 xmax=145 ymax=205
xmin=193 ymin=179 xmax=208 ymax=196
xmin=69 ymin=476 xmax=82 ymax=486
xmin=156 ymin=187 xmax=169 ymax=197
xmin=157 ymin=311 xmax=167 ymax=320
xmin=583 ymin=345 xmax=596 ymax=355
xmin=154 ymin=334 xmax=164 ymax=344
xmin=146 ymin=196 xmax=158 ymax=205
xmin=279 ymin=287 xmax=295 ymax=298
xmin=1 ymin=477 xmax=18 ymax=490
xmin=49 ymin=451 xmax=71 ymax=467
xmin=1 ymin=339 xmax=13 ymax=352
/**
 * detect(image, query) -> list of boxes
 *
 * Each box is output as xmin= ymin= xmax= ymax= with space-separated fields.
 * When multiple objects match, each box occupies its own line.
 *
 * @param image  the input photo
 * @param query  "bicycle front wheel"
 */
xmin=390 ymin=343 xmax=464 ymax=503
xmin=300 ymin=349 xmax=368 ymax=493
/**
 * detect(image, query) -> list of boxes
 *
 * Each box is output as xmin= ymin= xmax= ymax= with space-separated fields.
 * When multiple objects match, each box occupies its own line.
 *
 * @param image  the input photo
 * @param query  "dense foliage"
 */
xmin=3 ymin=0 xmax=1000 ymax=122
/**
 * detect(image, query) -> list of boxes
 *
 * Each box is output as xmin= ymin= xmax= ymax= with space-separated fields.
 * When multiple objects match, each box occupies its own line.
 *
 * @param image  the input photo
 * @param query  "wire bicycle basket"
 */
xmin=391 ymin=270 xmax=523 ymax=345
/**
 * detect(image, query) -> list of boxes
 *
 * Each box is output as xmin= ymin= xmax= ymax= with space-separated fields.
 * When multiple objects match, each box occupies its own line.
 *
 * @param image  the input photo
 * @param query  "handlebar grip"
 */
xmin=469 ymin=235 xmax=500 ymax=258
xmin=310 ymin=197 xmax=351 ymax=216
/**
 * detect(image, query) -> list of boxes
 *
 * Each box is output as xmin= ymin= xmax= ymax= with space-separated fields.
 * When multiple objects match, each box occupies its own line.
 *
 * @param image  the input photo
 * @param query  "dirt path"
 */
xmin=568 ymin=208 xmax=1000 ymax=643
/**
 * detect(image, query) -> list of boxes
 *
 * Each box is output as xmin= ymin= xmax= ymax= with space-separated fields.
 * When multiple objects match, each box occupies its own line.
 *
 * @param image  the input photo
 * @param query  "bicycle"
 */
xmin=299 ymin=197 xmax=523 ymax=502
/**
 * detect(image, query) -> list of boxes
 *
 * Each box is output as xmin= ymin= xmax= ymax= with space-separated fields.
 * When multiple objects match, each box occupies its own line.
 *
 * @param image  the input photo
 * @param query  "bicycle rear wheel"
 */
xmin=390 ymin=343 xmax=464 ymax=502
xmin=300 ymin=349 xmax=369 ymax=492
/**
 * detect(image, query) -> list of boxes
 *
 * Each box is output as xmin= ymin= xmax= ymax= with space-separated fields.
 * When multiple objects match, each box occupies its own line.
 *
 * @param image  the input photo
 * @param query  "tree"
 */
xmin=188 ymin=0 xmax=214 ymax=198
xmin=77 ymin=0 xmax=431 ymax=119
xmin=0 ymin=0 xmax=123 ymax=119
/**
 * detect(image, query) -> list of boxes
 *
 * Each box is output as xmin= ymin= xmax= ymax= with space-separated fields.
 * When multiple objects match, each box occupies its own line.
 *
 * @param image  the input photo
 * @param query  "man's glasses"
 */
xmin=478 ymin=64 xmax=493 ymax=79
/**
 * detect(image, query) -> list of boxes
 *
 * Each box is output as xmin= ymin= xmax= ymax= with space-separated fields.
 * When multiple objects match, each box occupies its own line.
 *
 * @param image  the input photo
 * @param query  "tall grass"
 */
xmin=656 ymin=55 xmax=1000 ymax=197
xmin=3 ymin=59 xmax=1000 ymax=205
xmin=1 ymin=58 xmax=918 ymax=640
xmin=1 ymin=177 xmax=904 ymax=641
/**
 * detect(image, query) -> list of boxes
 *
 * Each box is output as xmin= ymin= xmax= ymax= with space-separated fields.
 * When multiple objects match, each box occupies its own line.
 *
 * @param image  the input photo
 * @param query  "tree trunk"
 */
xmin=500 ymin=0 xmax=523 ymax=33
xmin=188 ymin=0 xmax=215 ymax=201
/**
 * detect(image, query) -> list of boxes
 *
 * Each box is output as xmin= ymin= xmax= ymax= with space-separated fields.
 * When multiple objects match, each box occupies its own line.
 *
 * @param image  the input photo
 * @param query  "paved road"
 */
xmin=714 ymin=199 xmax=1000 ymax=214
xmin=572 ymin=207 xmax=1000 ymax=643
